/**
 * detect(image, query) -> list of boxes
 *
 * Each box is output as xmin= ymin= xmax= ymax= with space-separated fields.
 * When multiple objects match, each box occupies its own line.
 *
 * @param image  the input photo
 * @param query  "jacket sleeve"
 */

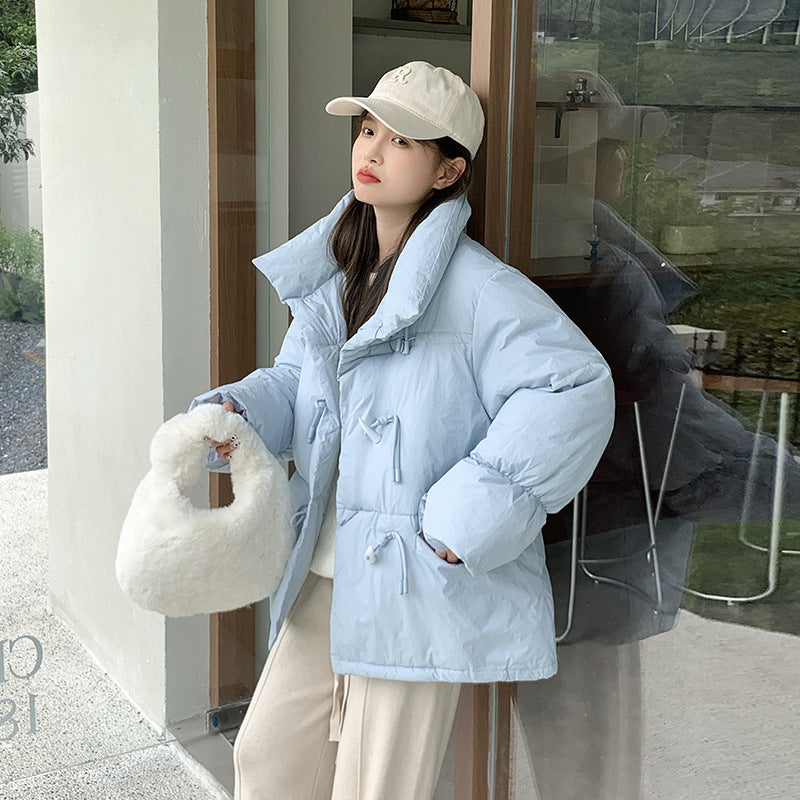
xmin=419 ymin=266 xmax=615 ymax=577
xmin=188 ymin=317 xmax=305 ymax=471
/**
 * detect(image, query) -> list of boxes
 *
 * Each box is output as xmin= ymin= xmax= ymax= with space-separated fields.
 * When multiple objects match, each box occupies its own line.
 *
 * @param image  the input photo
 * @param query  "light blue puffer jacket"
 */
xmin=190 ymin=191 xmax=615 ymax=683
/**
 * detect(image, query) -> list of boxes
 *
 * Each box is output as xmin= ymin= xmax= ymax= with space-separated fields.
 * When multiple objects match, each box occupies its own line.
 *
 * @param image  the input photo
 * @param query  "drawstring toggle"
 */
xmin=363 ymin=531 xmax=408 ymax=594
xmin=357 ymin=414 xmax=401 ymax=483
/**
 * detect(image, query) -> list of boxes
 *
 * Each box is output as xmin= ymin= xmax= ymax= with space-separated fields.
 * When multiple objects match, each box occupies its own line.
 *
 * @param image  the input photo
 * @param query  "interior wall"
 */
xmin=36 ymin=0 xmax=210 ymax=728
xmin=288 ymin=0 xmax=353 ymax=236
xmin=352 ymin=33 xmax=470 ymax=96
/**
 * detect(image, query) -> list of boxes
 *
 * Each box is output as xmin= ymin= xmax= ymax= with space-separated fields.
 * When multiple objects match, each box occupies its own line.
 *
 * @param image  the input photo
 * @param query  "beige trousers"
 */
xmin=233 ymin=570 xmax=462 ymax=800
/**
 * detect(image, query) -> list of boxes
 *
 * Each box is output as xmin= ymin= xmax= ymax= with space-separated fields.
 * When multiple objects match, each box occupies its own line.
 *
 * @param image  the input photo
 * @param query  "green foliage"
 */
xmin=0 ymin=0 xmax=36 ymax=163
xmin=668 ymin=235 xmax=800 ymax=397
xmin=671 ymin=261 xmax=800 ymax=346
xmin=0 ymin=218 xmax=42 ymax=280
xmin=0 ymin=0 xmax=36 ymax=92
xmin=635 ymin=45 xmax=800 ymax=109
xmin=593 ymin=0 xmax=645 ymax=102
xmin=0 ymin=220 xmax=43 ymax=323
xmin=682 ymin=515 xmax=800 ymax=637
xmin=0 ymin=42 xmax=35 ymax=163
xmin=0 ymin=271 xmax=43 ymax=323
xmin=0 ymin=1 xmax=35 ymax=43
xmin=610 ymin=138 xmax=715 ymax=241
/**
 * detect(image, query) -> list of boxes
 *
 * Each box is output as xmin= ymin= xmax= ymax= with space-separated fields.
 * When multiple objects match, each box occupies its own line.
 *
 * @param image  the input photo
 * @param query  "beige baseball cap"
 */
xmin=325 ymin=61 xmax=485 ymax=158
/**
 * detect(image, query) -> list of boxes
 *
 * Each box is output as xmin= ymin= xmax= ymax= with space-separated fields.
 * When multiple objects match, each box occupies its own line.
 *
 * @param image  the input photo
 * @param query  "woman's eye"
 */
xmin=393 ymin=137 xmax=409 ymax=146
xmin=361 ymin=126 xmax=373 ymax=136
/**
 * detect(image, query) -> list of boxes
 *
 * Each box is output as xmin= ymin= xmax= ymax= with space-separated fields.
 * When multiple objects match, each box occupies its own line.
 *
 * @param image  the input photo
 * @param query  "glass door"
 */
xmin=494 ymin=1 xmax=800 ymax=798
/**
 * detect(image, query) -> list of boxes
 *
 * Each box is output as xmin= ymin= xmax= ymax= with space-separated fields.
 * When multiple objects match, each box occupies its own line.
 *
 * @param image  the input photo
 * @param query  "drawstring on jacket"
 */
xmin=358 ymin=415 xmax=406 ymax=593
xmin=358 ymin=415 xmax=401 ymax=483
xmin=364 ymin=531 xmax=408 ymax=595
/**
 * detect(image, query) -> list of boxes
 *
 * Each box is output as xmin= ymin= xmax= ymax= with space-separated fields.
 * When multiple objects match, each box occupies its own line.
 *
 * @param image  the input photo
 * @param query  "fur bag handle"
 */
xmin=115 ymin=403 xmax=295 ymax=617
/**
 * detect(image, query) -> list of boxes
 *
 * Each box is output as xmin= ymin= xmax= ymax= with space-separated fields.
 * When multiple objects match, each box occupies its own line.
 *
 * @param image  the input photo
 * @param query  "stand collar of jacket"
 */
xmin=252 ymin=190 xmax=472 ymax=345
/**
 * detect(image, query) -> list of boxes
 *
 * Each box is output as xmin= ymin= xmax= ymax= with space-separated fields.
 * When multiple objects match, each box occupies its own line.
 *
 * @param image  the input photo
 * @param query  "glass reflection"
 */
xmin=509 ymin=2 xmax=800 ymax=798
xmin=537 ymin=61 xmax=800 ymax=626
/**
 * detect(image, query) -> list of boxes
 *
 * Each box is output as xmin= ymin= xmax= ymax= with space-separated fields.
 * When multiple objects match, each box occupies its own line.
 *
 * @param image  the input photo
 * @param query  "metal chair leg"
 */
xmin=634 ymin=398 xmax=665 ymax=608
xmin=738 ymin=390 xmax=800 ymax=557
xmin=579 ymin=384 xmax=686 ymax=613
xmin=555 ymin=492 xmax=581 ymax=643
xmin=678 ymin=392 xmax=789 ymax=603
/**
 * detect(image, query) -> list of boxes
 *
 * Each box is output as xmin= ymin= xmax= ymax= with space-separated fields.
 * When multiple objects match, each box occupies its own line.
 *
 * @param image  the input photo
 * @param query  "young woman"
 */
xmin=191 ymin=61 xmax=615 ymax=800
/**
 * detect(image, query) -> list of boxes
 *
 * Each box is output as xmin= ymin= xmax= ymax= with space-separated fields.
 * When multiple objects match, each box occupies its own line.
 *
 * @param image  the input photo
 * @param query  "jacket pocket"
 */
xmin=414 ymin=530 xmax=463 ymax=569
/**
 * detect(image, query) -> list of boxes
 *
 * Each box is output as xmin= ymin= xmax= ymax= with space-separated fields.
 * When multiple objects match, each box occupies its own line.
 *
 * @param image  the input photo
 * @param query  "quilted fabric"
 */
xmin=190 ymin=192 xmax=615 ymax=681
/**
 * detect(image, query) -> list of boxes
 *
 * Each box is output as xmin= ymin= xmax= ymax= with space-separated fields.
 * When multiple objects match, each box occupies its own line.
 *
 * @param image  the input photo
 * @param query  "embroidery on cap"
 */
xmin=388 ymin=66 xmax=411 ymax=84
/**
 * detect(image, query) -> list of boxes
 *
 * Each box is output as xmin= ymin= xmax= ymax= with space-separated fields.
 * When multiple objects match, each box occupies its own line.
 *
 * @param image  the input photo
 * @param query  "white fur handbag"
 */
xmin=115 ymin=403 xmax=295 ymax=617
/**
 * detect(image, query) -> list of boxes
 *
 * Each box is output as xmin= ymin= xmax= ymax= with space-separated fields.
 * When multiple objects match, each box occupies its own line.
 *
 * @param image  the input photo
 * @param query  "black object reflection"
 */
xmin=542 ymin=196 xmax=800 ymax=645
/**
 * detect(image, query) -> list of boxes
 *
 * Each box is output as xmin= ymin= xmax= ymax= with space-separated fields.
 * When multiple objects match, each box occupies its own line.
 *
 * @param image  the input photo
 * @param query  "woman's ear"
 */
xmin=433 ymin=156 xmax=467 ymax=190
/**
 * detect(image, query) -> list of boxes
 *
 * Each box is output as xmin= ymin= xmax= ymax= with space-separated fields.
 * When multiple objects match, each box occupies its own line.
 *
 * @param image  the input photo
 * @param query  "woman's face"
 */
xmin=351 ymin=113 xmax=460 ymax=219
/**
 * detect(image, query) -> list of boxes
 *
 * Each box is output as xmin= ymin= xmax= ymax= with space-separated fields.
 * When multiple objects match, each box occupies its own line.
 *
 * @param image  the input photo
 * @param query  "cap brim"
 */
xmin=325 ymin=96 xmax=449 ymax=143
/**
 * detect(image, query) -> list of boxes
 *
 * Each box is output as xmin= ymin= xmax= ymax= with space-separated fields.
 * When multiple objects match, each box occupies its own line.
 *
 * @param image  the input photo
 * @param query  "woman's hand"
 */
xmin=421 ymin=530 xmax=463 ymax=563
xmin=434 ymin=548 xmax=463 ymax=564
xmin=208 ymin=401 xmax=244 ymax=461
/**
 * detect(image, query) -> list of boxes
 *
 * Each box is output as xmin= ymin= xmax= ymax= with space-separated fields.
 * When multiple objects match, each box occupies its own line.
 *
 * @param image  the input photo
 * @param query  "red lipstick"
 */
xmin=357 ymin=167 xmax=380 ymax=184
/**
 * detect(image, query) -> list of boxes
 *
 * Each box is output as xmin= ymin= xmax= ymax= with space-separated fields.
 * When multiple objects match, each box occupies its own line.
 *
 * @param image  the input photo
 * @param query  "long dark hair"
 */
xmin=330 ymin=120 xmax=473 ymax=340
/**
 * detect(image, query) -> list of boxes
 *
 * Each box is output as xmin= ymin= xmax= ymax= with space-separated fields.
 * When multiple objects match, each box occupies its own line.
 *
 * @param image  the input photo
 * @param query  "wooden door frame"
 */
xmin=469 ymin=0 xmax=537 ymax=275
xmin=207 ymin=0 xmax=258 ymax=709
xmin=457 ymin=0 xmax=538 ymax=797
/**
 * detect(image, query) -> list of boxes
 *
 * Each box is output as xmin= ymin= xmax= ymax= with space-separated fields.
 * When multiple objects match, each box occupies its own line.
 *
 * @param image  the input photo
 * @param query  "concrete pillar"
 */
xmin=36 ymin=0 xmax=211 ymax=728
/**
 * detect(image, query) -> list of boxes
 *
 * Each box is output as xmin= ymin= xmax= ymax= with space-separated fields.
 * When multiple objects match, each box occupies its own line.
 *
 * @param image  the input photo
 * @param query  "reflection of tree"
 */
xmin=593 ymin=0 xmax=641 ymax=101
xmin=539 ymin=0 xmax=597 ymax=39
xmin=630 ymin=47 xmax=800 ymax=108
xmin=588 ymin=7 xmax=800 ymax=113
xmin=670 ymin=264 xmax=800 ymax=399
xmin=611 ymin=140 xmax=713 ymax=242
xmin=703 ymin=112 xmax=800 ymax=168
xmin=609 ymin=141 xmax=800 ymax=390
